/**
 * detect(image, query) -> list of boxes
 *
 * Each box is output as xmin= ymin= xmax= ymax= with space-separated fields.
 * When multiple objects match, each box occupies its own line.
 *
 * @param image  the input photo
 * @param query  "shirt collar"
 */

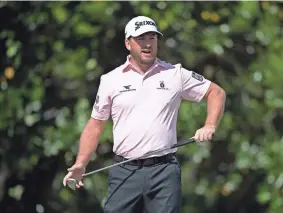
xmin=121 ymin=55 xmax=168 ymax=73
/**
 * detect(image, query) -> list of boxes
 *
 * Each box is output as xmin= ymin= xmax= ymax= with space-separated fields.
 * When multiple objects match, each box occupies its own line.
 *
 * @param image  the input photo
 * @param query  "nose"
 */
xmin=145 ymin=38 xmax=152 ymax=47
xmin=146 ymin=43 xmax=151 ymax=48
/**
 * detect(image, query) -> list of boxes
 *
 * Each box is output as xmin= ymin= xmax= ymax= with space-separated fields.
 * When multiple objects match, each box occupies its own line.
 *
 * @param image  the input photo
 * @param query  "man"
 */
xmin=63 ymin=16 xmax=226 ymax=213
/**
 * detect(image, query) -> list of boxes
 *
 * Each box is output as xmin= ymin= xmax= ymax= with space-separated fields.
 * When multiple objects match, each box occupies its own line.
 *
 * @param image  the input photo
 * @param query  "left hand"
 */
xmin=194 ymin=124 xmax=216 ymax=142
xmin=63 ymin=164 xmax=85 ymax=189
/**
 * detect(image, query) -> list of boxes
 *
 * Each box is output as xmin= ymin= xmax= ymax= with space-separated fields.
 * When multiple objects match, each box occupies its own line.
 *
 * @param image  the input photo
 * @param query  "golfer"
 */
xmin=63 ymin=16 xmax=226 ymax=213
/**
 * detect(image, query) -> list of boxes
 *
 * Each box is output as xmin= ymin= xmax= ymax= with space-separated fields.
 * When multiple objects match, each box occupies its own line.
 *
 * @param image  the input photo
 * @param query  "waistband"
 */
xmin=114 ymin=153 xmax=175 ymax=167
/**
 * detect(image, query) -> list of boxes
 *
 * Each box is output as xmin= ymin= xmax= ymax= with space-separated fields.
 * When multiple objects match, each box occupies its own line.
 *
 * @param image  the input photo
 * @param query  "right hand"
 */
xmin=63 ymin=164 xmax=85 ymax=189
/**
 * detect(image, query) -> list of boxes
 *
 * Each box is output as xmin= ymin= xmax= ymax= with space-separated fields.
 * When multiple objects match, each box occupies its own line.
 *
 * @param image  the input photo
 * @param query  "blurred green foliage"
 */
xmin=1 ymin=1 xmax=283 ymax=213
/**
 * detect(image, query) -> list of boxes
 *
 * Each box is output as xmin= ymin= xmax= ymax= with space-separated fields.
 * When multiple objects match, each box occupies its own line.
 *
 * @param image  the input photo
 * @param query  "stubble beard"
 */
xmin=131 ymin=50 xmax=156 ymax=67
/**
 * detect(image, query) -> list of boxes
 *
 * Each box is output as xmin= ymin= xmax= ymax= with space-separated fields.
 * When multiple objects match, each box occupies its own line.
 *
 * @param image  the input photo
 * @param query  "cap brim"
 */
xmin=126 ymin=26 xmax=163 ymax=39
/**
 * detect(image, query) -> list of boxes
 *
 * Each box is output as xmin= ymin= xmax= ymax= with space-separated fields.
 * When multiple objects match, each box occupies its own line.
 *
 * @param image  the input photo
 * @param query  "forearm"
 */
xmin=75 ymin=118 xmax=106 ymax=167
xmin=204 ymin=85 xmax=226 ymax=128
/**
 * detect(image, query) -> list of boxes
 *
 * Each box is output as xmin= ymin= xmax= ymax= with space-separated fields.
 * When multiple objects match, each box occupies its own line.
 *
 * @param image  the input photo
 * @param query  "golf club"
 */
xmin=66 ymin=137 xmax=196 ymax=190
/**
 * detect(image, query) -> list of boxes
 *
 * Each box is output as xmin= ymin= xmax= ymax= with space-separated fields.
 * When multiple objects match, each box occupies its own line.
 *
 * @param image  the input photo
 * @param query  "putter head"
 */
xmin=66 ymin=178 xmax=77 ymax=190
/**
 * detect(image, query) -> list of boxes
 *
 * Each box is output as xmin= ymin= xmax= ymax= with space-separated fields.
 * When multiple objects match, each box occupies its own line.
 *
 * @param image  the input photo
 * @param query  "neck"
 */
xmin=129 ymin=56 xmax=155 ymax=74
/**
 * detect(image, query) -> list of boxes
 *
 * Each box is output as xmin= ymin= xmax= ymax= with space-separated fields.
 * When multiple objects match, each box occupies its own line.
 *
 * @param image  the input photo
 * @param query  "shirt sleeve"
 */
xmin=91 ymin=75 xmax=112 ymax=120
xmin=180 ymin=67 xmax=211 ymax=102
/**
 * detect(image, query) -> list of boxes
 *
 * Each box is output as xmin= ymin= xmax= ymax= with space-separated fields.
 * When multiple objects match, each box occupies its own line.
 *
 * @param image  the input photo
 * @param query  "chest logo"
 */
xmin=157 ymin=81 xmax=169 ymax=90
xmin=120 ymin=85 xmax=136 ymax=93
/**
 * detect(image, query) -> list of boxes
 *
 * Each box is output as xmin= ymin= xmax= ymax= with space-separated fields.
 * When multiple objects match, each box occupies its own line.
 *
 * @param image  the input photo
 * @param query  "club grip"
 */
xmin=171 ymin=138 xmax=195 ymax=148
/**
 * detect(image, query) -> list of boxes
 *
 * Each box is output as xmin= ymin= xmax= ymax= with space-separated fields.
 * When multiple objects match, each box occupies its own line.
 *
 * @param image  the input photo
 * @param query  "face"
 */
xmin=125 ymin=32 xmax=158 ymax=66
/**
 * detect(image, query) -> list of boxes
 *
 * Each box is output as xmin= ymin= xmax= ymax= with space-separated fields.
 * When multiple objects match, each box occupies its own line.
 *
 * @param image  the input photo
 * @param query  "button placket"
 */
xmin=142 ymin=64 xmax=158 ymax=83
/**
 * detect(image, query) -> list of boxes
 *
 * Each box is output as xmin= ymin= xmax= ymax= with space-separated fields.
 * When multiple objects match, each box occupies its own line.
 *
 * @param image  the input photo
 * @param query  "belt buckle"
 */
xmin=145 ymin=157 xmax=156 ymax=166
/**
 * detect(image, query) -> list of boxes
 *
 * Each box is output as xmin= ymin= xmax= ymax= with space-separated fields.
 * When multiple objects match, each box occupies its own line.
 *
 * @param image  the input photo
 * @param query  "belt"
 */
xmin=114 ymin=153 xmax=175 ymax=167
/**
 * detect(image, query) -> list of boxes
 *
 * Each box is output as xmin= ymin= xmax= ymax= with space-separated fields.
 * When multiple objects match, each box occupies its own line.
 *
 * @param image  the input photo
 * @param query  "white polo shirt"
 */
xmin=91 ymin=56 xmax=211 ymax=158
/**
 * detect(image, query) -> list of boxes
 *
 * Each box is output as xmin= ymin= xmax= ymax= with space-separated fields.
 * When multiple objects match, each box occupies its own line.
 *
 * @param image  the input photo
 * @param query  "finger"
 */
xmin=208 ymin=132 xmax=213 ymax=140
xmin=67 ymin=166 xmax=75 ymax=172
xmin=205 ymin=131 xmax=212 ymax=141
xmin=202 ymin=130 xmax=209 ymax=141
xmin=199 ymin=129 xmax=205 ymax=142
xmin=203 ymin=127 xmax=213 ymax=141
xmin=63 ymin=178 xmax=66 ymax=186
xmin=79 ymin=181 xmax=84 ymax=187
xmin=76 ymin=183 xmax=81 ymax=188
xmin=63 ymin=173 xmax=72 ymax=186
xmin=194 ymin=130 xmax=200 ymax=142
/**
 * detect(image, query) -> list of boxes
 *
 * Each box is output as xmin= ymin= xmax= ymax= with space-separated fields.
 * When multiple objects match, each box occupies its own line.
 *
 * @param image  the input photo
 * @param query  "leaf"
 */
xmin=52 ymin=6 xmax=68 ymax=24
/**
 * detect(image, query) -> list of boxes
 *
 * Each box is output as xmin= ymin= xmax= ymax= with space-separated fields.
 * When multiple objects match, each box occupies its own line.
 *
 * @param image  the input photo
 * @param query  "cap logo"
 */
xmin=135 ymin=20 xmax=156 ymax=31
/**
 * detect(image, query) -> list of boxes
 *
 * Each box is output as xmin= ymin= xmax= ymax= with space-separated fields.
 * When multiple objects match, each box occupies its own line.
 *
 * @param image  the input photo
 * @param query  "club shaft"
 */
xmin=171 ymin=137 xmax=195 ymax=148
xmin=82 ymin=137 xmax=195 ymax=177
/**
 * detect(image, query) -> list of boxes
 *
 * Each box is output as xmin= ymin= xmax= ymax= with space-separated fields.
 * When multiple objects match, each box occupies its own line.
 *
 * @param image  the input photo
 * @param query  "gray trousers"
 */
xmin=103 ymin=155 xmax=182 ymax=213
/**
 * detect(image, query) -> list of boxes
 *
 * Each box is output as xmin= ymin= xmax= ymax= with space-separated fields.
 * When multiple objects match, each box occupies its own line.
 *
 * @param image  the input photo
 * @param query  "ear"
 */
xmin=125 ymin=38 xmax=131 ymax=51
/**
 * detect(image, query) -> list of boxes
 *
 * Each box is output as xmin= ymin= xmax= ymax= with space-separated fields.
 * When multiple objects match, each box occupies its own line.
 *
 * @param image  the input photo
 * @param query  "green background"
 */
xmin=1 ymin=1 xmax=283 ymax=213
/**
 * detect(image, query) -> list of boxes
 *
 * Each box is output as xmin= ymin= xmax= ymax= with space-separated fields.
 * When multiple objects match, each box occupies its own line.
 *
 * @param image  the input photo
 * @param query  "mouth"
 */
xmin=141 ymin=50 xmax=152 ymax=56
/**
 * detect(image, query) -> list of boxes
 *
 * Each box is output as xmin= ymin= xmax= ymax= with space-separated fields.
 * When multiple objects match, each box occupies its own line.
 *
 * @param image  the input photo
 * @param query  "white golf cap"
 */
xmin=125 ymin=16 xmax=163 ymax=39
